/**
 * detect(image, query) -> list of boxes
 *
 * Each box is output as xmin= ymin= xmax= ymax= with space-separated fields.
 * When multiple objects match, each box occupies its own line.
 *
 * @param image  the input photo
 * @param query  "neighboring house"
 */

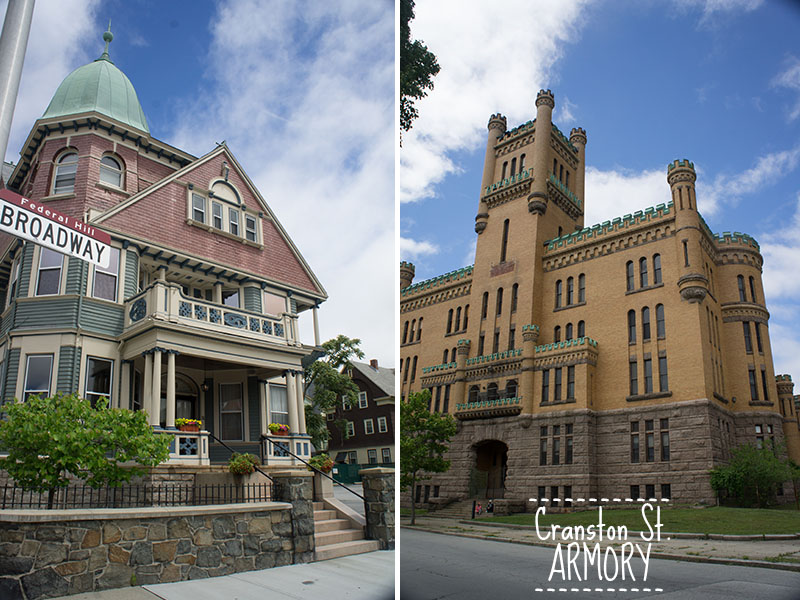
xmin=400 ymin=89 xmax=800 ymax=507
xmin=327 ymin=359 xmax=394 ymax=466
xmin=0 ymin=33 xmax=326 ymax=468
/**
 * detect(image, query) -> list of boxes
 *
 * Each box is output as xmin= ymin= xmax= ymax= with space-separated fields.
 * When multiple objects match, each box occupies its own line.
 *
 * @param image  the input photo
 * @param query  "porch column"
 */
xmin=259 ymin=380 xmax=268 ymax=436
xmin=312 ymin=304 xmax=320 ymax=346
xmin=143 ymin=352 xmax=153 ymax=419
xmin=213 ymin=281 xmax=223 ymax=304
xmin=120 ymin=360 xmax=131 ymax=410
xmin=166 ymin=351 xmax=176 ymax=428
xmin=295 ymin=372 xmax=306 ymax=434
xmin=286 ymin=371 xmax=300 ymax=434
xmin=150 ymin=349 xmax=162 ymax=427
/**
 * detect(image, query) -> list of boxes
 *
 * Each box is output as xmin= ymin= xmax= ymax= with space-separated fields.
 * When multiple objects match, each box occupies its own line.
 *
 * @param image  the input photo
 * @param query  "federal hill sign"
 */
xmin=0 ymin=189 xmax=111 ymax=268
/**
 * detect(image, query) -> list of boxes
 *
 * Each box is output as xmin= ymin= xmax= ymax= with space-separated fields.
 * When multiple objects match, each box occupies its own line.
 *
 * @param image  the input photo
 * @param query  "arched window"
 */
xmin=554 ymin=326 xmax=561 ymax=342
xmin=463 ymin=305 xmax=469 ymax=329
xmin=749 ymin=276 xmax=757 ymax=303
xmin=555 ymin=280 xmax=562 ymax=308
xmin=443 ymin=349 xmax=449 ymax=364
xmin=737 ymin=275 xmax=746 ymax=302
xmin=628 ymin=310 xmax=636 ymax=344
xmin=446 ymin=310 xmax=453 ymax=334
xmin=455 ymin=307 xmax=462 ymax=331
xmin=53 ymin=151 xmax=78 ymax=195
xmin=482 ymin=292 xmax=489 ymax=319
xmin=452 ymin=347 xmax=457 ymax=362
xmin=520 ymin=154 xmax=526 ymax=172
xmin=416 ymin=317 xmax=422 ymax=341
xmin=511 ymin=284 xmax=518 ymax=313
xmin=409 ymin=319 xmax=416 ymax=341
xmin=656 ymin=304 xmax=665 ymax=338
xmin=653 ymin=254 xmax=662 ymax=285
xmin=500 ymin=219 xmax=510 ymax=262
xmin=501 ymin=161 xmax=508 ymax=179
xmin=578 ymin=320 xmax=585 ymax=338
xmin=468 ymin=386 xmax=479 ymax=403
xmin=510 ymin=157 xmax=517 ymax=177
xmin=639 ymin=257 xmax=648 ymax=287
xmin=402 ymin=321 xmax=409 ymax=344
xmin=578 ymin=274 xmax=586 ymax=303
xmin=496 ymin=288 xmax=503 ymax=315
xmin=506 ymin=379 xmax=518 ymax=398
xmin=626 ymin=261 xmax=634 ymax=291
xmin=99 ymin=155 xmax=123 ymax=188
xmin=642 ymin=307 xmax=651 ymax=341
xmin=487 ymin=383 xmax=499 ymax=401
xmin=567 ymin=277 xmax=574 ymax=305
xmin=565 ymin=323 xmax=573 ymax=340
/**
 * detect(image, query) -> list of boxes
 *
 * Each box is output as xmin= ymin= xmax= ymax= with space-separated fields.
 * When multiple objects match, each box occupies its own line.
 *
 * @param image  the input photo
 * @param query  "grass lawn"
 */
xmin=400 ymin=507 xmax=428 ymax=516
xmin=476 ymin=506 xmax=800 ymax=535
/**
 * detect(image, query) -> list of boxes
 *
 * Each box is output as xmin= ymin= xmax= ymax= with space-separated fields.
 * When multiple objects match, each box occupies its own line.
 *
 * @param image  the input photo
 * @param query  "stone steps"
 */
xmin=426 ymin=500 xmax=478 ymax=519
xmin=313 ymin=502 xmax=378 ymax=562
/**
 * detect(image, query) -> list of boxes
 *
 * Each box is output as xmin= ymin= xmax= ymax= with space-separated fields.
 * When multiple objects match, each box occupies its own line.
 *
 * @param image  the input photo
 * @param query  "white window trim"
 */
xmin=346 ymin=421 xmax=355 ymax=437
xmin=84 ymin=356 xmax=113 ymax=406
xmin=92 ymin=247 xmax=120 ymax=302
xmin=35 ymin=248 xmax=64 ymax=297
xmin=358 ymin=391 xmax=368 ymax=409
xmin=377 ymin=416 xmax=388 ymax=433
xmin=52 ymin=151 xmax=78 ymax=196
xmin=212 ymin=201 xmax=223 ymax=229
xmin=229 ymin=207 xmax=240 ymax=236
xmin=6 ymin=257 xmax=20 ymax=308
xmin=24 ymin=354 xmax=53 ymax=401
xmin=367 ymin=449 xmax=378 ymax=464
xmin=381 ymin=448 xmax=392 ymax=463
xmin=364 ymin=418 xmax=374 ymax=435
xmin=99 ymin=154 xmax=124 ymax=189
xmin=191 ymin=193 xmax=206 ymax=224
xmin=219 ymin=382 xmax=244 ymax=441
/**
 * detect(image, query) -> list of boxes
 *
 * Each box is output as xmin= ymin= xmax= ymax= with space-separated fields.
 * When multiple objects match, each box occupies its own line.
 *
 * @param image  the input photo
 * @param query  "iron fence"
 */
xmin=0 ymin=481 xmax=271 ymax=510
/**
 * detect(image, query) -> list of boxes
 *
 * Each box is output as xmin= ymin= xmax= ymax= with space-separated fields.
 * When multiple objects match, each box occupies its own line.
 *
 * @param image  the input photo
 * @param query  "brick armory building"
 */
xmin=400 ymin=90 xmax=800 ymax=509
xmin=0 ymin=32 xmax=327 ymax=467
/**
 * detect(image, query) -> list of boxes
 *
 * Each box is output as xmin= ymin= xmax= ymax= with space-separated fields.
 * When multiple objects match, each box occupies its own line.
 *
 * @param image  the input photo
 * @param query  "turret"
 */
xmin=527 ymin=90 xmax=554 ymax=215
xmin=400 ymin=261 xmax=415 ymax=290
xmin=569 ymin=127 xmax=587 ymax=208
xmin=668 ymin=159 xmax=707 ymax=303
xmin=476 ymin=114 xmax=507 ymax=233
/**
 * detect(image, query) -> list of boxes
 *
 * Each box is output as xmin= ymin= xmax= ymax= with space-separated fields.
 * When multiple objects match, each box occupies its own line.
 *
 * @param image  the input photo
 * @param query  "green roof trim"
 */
xmin=401 ymin=265 xmax=473 ymax=296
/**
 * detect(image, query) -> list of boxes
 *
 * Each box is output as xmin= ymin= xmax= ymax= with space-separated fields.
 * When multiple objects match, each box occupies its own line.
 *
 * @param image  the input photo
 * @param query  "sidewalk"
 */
xmin=50 ymin=550 xmax=395 ymax=600
xmin=401 ymin=514 xmax=800 ymax=572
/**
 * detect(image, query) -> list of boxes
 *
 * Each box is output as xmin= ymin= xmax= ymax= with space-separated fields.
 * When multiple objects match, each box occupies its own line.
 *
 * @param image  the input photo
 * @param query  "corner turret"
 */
xmin=527 ymin=90 xmax=554 ymax=215
xmin=400 ymin=261 xmax=415 ymax=290
xmin=569 ymin=127 xmax=587 ymax=208
xmin=669 ymin=160 xmax=707 ymax=303
xmin=476 ymin=114 xmax=507 ymax=233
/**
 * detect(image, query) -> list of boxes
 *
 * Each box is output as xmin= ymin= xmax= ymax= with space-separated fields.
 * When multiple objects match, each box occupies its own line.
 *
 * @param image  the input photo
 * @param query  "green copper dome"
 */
xmin=42 ymin=31 xmax=149 ymax=133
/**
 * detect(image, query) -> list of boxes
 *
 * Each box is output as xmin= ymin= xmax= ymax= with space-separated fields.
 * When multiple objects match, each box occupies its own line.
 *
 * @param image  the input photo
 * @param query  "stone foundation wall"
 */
xmin=360 ymin=468 xmax=394 ymax=550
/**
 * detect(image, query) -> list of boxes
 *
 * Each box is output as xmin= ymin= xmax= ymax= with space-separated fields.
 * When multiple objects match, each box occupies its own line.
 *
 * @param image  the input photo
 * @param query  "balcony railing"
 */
xmin=124 ymin=281 xmax=295 ymax=344
xmin=158 ymin=428 xmax=210 ymax=466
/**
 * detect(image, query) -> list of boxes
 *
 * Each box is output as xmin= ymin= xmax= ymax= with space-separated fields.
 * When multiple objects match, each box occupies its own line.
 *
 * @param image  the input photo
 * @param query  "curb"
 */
xmin=400 ymin=523 xmax=800 ymax=573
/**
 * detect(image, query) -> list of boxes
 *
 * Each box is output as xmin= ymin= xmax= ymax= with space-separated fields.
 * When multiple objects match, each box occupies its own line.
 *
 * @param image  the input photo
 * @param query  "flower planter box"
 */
xmin=178 ymin=424 xmax=200 ymax=433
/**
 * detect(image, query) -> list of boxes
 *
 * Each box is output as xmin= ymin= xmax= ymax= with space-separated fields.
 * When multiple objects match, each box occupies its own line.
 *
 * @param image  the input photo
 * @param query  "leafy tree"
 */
xmin=400 ymin=390 xmax=457 ymax=525
xmin=0 ymin=393 xmax=171 ymax=507
xmin=304 ymin=335 xmax=364 ymax=451
xmin=709 ymin=443 xmax=792 ymax=508
xmin=400 ymin=0 xmax=440 ymax=140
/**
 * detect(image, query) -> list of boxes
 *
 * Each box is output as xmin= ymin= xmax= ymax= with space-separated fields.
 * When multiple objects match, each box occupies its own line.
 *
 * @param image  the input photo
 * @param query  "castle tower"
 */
xmin=569 ymin=127 xmax=587 ymax=210
xmin=776 ymin=375 xmax=800 ymax=463
xmin=475 ymin=114 xmax=506 ymax=233
xmin=400 ymin=261 xmax=415 ymax=290
xmin=527 ymin=89 xmax=554 ymax=216
xmin=669 ymin=160 xmax=708 ymax=303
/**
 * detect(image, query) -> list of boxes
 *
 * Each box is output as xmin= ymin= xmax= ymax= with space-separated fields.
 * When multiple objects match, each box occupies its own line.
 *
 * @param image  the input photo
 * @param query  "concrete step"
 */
xmin=314 ymin=539 xmax=381 ymax=562
xmin=315 ymin=518 xmax=352 ymax=533
xmin=315 ymin=528 xmax=364 ymax=547
xmin=314 ymin=509 xmax=338 ymax=521
xmin=312 ymin=501 xmax=325 ymax=511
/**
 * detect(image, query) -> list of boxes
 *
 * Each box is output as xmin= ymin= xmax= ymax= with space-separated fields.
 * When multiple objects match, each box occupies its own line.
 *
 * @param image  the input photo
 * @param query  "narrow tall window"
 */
xmin=36 ymin=248 xmax=64 ymax=296
xmin=229 ymin=208 xmax=240 ymax=236
xmin=738 ymin=275 xmax=746 ymax=302
xmin=644 ymin=358 xmax=653 ymax=393
xmin=660 ymin=418 xmax=670 ymax=461
xmin=553 ymin=437 xmax=560 ymax=465
xmin=645 ymin=420 xmax=655 ymax=462
xmin=446 ymin=310 xmax=453 ymax=334
xmin=540 ymin=434 xmax=548 ymax=466
xmin=469 ymin=386 xmax=479 ymax=403
xmin=53 ymin=152 xmax=78 ymax=195
xmin=554 ymin=367 xmax=562 ymax=401
xmin=541 ymin=370 xmax=550 ymax=403
xmin=482 ymin=292 xmax=488 ymax=319
xmin=555 ymin=280 xmax=562 ymax=308
xmin=508 ymin=327 xmax=515 ymax=350
xmin=99 ymin=155 xmax=123 ymax=187
xmin=496 ymin=288 xmax=503 ymax=315
xmin=761 ymin=367 xmax=769 ymax=402
xmin=626 ymin=261 xmax=634 ymax=291
xmin=212 ymin=201 xmax=223 ymax=229
xmin=455 ymin=307 xmax=462 ymax=331
xmin=434 ymin=388 xmax=441 ymax=412
xmin=24 ymin=354 xmax=53 ymax=401
xmin=220 ymin=382 xmax=244 ymax=440
xmin=743 ymin=321 xmax=753 ymax=353
xmin=192 ymin=193 xmax=206 ymax=223
xmin=510 ymin=157 xmax=517 ymax=177
xmin=85 ymin=357 xmax=113 ymax=407
xmin=442 ymin=349 xmax=449 ymax=364
xmin=578 ymin=274 xmax=586 ymax=303
xmin=501 ymin=161 xmax=508 ymax=179
xmin=653 ymin=254 xmax=662 ymax=284
xmin=659 ymin=355 xmax=669 ymax=392
xmin=656 ymin=304 xmax=665 ymax=338
xmin=464 ymin=305 xmax=469 ymax=329
xmin=639 ymin=257 xmax=648 ymax=287
xmin=565 ymin=424 xmax=573 ymax=464
xmin=443 ymin=385 xmax=450 ymax=413
xmin=409 ymin=319 xmax=416 ymax=341
xmin=245 ymin=215 xmax=258 ymax=242
xmin=7 ymin=258 xmax=19 ymax=305
xmin=410 ymin=356 xmax=418 ymax=382
xmin=478 ymin=334 xmax=485 ymax=356
xmin=642 ymin=307 xmax=651 ymax=341
xmin=554 ymin=326 xmax=561 ymax=342
xmin=566 ymin=277 xmax=574 ymax=305
xmin=403 ymin=358 xmax=410 ymax=382
xmin=628 ymin=310 xmax=636 ymax=344
xmin=748 ymin=367 xmax=758 ymax=401
xmin=577 ymin=320 xmax=585 ymax=338
xmin=402 ymin=321 xmax=409 ymax=344
xmin=500 ymin=219 xmax=510 ymax=262
xmin=683 ymin=240 xmax=689 ymax=267
xmin=567 ymin=365 xmax=575 ymax=399
xmin=553 ymin=158 xmax=558 ymax=176
xmin=749 ymin=276 xmax=757 ymax=303
xmin=565 ymin=171 xmax=570 ymax=189
xmin=92 ymin=247 xmax=120 ymax=301
xmin=520 ymin=154 xmax=526 ymax=172
xmin=564 ymin=323 xmax=572 ymax=340
xmin=511 ymin=284 xmax=518 ymax=313
xmin=417 ymin=317 xmax=422 ymax=341
xmin=755 ymin=322 xmax=763 ymax=353
xmin=629 ymin=360 xmax=638 ymax=396
xmin=492 ymin=331 xmax=500 ymax=353
xmin=630 ymin=421 xmax=640 ymax=463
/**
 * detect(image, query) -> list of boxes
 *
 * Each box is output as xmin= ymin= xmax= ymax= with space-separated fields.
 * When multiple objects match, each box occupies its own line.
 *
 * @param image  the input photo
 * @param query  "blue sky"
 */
xmin=401 ymin=0 xmax=800 ymax=376
xmin=1 ymin=0 xmax=395 ymax=366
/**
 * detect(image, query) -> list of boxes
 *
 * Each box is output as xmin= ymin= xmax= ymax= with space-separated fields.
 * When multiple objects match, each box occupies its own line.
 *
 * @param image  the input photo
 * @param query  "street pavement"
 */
xmin=401 ymin=527 xmax=800 ymax=599
xmin=51 ymin=550 xmax=395 ymax=600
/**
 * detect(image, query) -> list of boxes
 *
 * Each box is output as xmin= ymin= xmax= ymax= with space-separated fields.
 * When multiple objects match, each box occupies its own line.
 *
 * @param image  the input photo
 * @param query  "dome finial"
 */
xmin=97 ymin=21 xmax=114 ymax=63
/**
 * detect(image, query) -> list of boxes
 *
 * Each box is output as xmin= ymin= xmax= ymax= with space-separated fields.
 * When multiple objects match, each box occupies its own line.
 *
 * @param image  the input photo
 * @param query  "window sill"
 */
xmin=95 ymin=181 xmax=129 ymax=196
xmin=749 ymin=400 xmax=774 ymax=407
xmin=401 ymin=340 xmax=420 ymax=347
xmin=186 ymin=218 xmax=264 ymax=249
xmin=713 ymin=393 xmax=729 ymax=404
xmin=625 ymin=282 xmax=664 ymax=296
xmin=626 ymin=391 xmax=672 ymax=402
xmin=553 ymin=301 xmax=586 ymax=313
xmin=40 ymin=193 xmax=76 ymax=202
xmin=540 ymin=398 xmax=576 ymax=406
xmin=444 ymin=330 xmax=467 ymax=337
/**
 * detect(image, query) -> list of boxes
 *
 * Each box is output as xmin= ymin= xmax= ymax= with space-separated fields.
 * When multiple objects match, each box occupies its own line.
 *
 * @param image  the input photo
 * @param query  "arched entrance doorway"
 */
xmin=160 ymin=374 xmax=200 ymax=426
xmin=472 ymin=440 xmax=507 ymax=499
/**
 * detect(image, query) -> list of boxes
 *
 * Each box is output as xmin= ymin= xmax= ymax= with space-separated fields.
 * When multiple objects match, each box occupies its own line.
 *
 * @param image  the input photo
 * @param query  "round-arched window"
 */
xmin=100 ymin=155 xmax=123 ymax=188
xmin=53 ymin=151 xmax=78 ymax=195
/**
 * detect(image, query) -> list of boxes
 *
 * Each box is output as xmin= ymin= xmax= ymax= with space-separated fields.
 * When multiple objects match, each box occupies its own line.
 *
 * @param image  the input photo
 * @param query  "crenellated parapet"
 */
xmin=776 ymin=374 xmax=794 ymax=397
xmin=400 ymin=265 xmax=473 ymax=298
xmin=400 ymin=261 xmax=415 ymax=290
xmin=487 ymin=113 xmax=507 ymax=133
xmin=536 ymin=88 xmax=555 ymax=109
xmin=667 ymin=159 xmax=696 ymax=186
xmin=569 ymin=127 xmax=587 ymax=146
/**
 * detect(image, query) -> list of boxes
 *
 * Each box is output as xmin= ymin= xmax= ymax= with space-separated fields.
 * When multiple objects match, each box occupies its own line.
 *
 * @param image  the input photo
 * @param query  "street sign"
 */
xmin=0 ymin=189 xmax=111 ymax=268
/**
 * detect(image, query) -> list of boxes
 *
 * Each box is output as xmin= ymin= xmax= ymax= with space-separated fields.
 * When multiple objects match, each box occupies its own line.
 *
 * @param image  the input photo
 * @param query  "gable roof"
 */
xmin=349 ymin=361 xmax=394 ymax=397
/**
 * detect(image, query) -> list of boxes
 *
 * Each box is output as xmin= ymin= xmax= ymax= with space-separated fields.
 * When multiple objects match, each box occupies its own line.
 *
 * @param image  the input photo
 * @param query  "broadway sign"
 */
xmin=0 ymin=189 xmax=111 ymax=268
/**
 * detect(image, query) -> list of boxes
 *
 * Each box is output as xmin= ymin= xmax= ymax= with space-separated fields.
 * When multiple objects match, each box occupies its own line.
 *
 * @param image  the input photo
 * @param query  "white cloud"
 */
xmin=3 ymin=0 xmax=101 ymax=164
xmin=584 ymin=167 xmax=667 ymax=226
xmin=400 ymin=237 xmax=438 ymax=260
xmin=771 ymin=55 xmax=800 ymax=121
xmin=168 ymin=0 xmax=394 ymax=365
xmin=672 ymin=0 xmax=763 ymax=26
xmin=400 ymin=0 xmax=590 ymax=204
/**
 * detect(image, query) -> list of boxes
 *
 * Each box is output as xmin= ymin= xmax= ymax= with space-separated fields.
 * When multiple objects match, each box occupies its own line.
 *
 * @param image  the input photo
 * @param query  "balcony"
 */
xmin=455 ymin=395 xmax=523 ymax=420
xmin=124 ymin=281 xmax=296 ymax=346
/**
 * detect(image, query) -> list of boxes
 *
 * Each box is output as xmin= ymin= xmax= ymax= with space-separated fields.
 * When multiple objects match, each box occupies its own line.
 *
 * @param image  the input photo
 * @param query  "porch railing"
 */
xmin=159 ymin=428 xmax=210 ymax=466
